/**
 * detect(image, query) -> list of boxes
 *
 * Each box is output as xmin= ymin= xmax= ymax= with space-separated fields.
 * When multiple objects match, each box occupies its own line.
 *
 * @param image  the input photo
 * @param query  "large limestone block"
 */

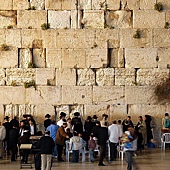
xmin=62 ymin=0 xmax=77 ymax=10
xmin=26 ymin=86 xmax=61 ymax=104
xmin=77 ymin=69 xmax=95 ymax=86
xmin=17 ymin=10 xmax=47 ymax=29
xmin=160 ymin=0 xmax=170 ymax=10
xmin=71 ymin=10 xmax=78 ymax=29
xmin=13 ymin=0 xmax=30 ymax=10
xmin=136 ymin=68 xmax=169 ymax=86
xmin=42 ymin=30 xmax=57 ymax=48
xmin=93 ymin=86 xmax=125 ymax=105
xmin=125 ymin=48 xmax=157 ymax=68
xmin=45 ymin=0 xmax=61 ymax=9
xmin=140 ymin=0 xmax=156 ymax=9
xmin=106 ymin=0 xmax=120 ymax=10
xmin=4 ymin=104 xmax=19 ymax=118
xmin=0 ymin=69 xmax=5 ymax=85
xmin=62 ymin=49 xmax=86 ymax=68
xmin=0 ymin=11 xmax=17 ymax=29
xmin=82 ymin=10 xmax=104 ymax=28
xmin=19 ymin=48 xmax=32 ymax=68
xmin=46 ymin=48 xmax=62 ymax=68
xmin=154 ymin=29 xmax=170 ymax=48
xmin=0 ymin=48 xmax=18 ymax=68
xmin=110 ymin=48 xmax=124 ymax=68
xmin=6 ymin=68 xmax=35 ymax=86
xmin=30 ymin=0 xmax=45 ymax=10
xmin=121 ymin=0 xmax=140 ymax=10
xmin=120 ymin=29 xmax=152 ymax=48
xmin=133 ymin=10 xmax=165 ymax=28
xmin=157 ymin=48 xmax=170 ymax=68
xmin=62 ymin=86 xmax=92 ymax=104
xmin=56 ymin=68 xmax=76 ymax=85
xmin=18 ymin=104 xmax=36 ymax=118
xmin=96 ymin=68 xmax=115 ymax=86
xmin=6 ymin=29 xmax=21 ymax=48
xmin=79 ymin=0 xmax=92 ymax=10
xmin=0 ymin=86 xmax=25 ymax=104
xmin=0 ymin=0 xmax=12 ymax=10
xmin=125 ymin=86 xmax=156 ymax=104
xmin=33 ymin=49 xmax=45 ymax=68
xmin=55 ymin=105 xmax=70 ymax=119
xmin=105 ymin=10 xmax=132 ymax=29
xmin=115 ymin=68 xmax=136 ymax=86
xmin=21 ymin=29 xmax=42 ymax=48
xmin=0 ymin=30 xmax=6 ymax=45
xmin=36 ymin=68 xmax=55 ymax=85
xmin=86 ymin=47 xmax=108 ymax=68
xmin=48 ymin=10 xmax=71 ymax=29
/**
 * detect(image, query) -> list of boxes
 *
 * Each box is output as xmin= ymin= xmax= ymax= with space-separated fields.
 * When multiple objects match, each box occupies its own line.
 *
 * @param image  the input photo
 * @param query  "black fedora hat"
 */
xmin=92 ymin=115 xmax=98 ymax=119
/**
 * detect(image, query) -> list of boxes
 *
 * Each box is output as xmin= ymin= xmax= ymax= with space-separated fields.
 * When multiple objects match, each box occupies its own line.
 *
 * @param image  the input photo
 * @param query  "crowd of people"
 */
xmin=0 ymin=112 xmax=169 ymax=170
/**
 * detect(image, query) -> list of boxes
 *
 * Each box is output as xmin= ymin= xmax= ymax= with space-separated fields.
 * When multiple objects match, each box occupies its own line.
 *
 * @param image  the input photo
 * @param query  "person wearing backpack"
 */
xmin=162 ymin=113 xmax=170 ymax=129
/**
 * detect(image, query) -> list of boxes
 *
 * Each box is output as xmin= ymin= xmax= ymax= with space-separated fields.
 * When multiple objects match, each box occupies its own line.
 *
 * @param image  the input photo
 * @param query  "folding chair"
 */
xmin=161 ymin=133 xmax=170 ymax=150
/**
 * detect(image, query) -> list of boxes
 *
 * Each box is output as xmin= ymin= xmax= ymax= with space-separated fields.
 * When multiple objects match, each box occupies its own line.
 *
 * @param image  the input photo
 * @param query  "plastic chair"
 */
xmin=161 ymin=133 xmax=170 ymax=150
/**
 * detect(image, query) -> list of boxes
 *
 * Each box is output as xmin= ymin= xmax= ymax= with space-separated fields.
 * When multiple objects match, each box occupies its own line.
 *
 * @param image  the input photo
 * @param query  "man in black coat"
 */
xmin=39 ymin=131 xmax=55 ymax=170
xmin=9 ymin=123 xmax=19 ymax=161
xmin=94 ymin=121 xmax=108 ymax=166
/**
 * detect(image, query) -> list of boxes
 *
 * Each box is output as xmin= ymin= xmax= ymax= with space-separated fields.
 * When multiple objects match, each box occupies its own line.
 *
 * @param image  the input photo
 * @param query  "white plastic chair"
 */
xmin=161 ymin=133 xmax=170 ymax=150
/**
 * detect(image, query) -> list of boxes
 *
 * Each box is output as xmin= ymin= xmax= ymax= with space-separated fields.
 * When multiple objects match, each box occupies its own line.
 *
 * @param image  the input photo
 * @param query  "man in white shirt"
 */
xmin=57 ymin=112 xmax=66 ymax=127
xmin=108 ymin=120 xmax=121 ymax=161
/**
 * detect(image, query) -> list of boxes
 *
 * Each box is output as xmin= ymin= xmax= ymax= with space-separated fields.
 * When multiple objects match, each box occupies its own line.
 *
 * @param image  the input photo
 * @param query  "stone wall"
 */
xmin=0 ymin=0 xmax=170 ymax=145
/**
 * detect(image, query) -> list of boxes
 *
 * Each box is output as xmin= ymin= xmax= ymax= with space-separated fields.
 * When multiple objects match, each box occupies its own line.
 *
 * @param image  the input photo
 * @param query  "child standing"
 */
xmin=88 ymin=134 xmax=96 ymax=163
xmin=69 ymin=131 xmax=84 ymax=163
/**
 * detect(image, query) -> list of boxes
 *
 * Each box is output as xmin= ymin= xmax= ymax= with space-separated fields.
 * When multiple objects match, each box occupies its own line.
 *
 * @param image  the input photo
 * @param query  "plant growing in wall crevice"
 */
xmin=28 ymin=62 xmax=37 ymax=68
xmin=1 ymin=44 xmax=9 ymax=51
xmin=24 ymin=80 xmax=36 ymax=88
xmin=164 ymin=22 xmax=170 ymax=29
xmin=154 ymin=2 xmax=163 ymax=12
xmin=133 ymin=29 xmax=141 ymax=39
xmin=41 ymin=23 xmax=50 ymax=30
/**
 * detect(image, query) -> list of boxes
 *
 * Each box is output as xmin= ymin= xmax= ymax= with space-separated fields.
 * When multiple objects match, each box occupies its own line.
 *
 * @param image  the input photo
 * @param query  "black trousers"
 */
xmin=109 ymin=142 xmax=118 ymax=161
xmin=56 ymin=144 xmax=63 ymax=161
xmin=99 ymin=145 xmax=106 ymax=165
xmin=11 ymin=146 xmax=18 ymax=161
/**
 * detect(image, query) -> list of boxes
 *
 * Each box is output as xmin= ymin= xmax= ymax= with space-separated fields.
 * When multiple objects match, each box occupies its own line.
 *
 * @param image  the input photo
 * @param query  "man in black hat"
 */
xmin=71 ymin=112 xmax=83 ymax=134
xmin=92 ymin=115 xmax=98 ymax=123
xmin=44 ymin=114 xmax=51 ymax=130
xmin=57 ymin=112 xmax=66 ymax=127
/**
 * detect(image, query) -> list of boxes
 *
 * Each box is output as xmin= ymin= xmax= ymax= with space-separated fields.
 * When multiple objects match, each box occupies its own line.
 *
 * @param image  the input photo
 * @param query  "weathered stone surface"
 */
xmin=82 ymin=10 xmax=104 ymax=28
xmin=0 ymin=48 xmax=18 ymax=68
xmin=136 ymin=68 xmax=169 ymax=86
xmin=62 ymin=0 xmax=77 ymax=10
xmin=154 ymin=29 xmax=170 ymax=48
xmin=77 ymin=69 xmax=95 ymax=86
xmin=120 ymin=29 xmax=152 ymax=48
xmin=0 ymin=104 xmax=5 ymax=121
xmin=17 ymin=10 xmax=47 ymax=29
xmin=0 ymin=11 xmax=16 ymax=29
xmin=62 ymin=86 xmax=92 ymax=104
xmin=19 ymin=48 xmax=32 ymax=68
xmin=56 ymin=68 xmax=76 ymax=86
xmin=105 ymin=10 xmax=132 ymax=29
xmin=48 ymin=10 xmax=71 ymax=29
xmin=0 ymin=0 xmax=12 ymax=10
xmin=160 ymin=0 xmax=170 ymax=10
xmin=125 ymin=48 xmax=157 ymax=68
xmin=140 ymin=0 xmax=156 ymax=10
xmin=26 ymin=86 xmax=61 ymax=104
xmin=6 ymin=29 xmax=21 ymax=48
xmin=6 ymin=68 xmax=35 ymax=86
xmin=110 ymin=48 xmax=124 ymax=68
xmin=106 ymin=0 xmax=120 ymax=10
xmin=36 ymin=68 xmax=55 ymax=85
xmin=62 ymin=49 xmax=86 ymax=68
xmin=93 ymin=86 xmax=125 ymax=105
xmin=21 ymin=29 xmax=42 ymax=48
xmin=45 ymin=0 xmax=62 ymax=10
xmin=92 ymin=0 xmax=107 ymax=10
xmin=71 ymin=10 xmax=78 ymax=29
xmin=55 ymin=105 xmax=70 ymax=118
xmin=33 ymin=49 xmax=45 ymax=68
xmin=0 ymin=69 xmax=6 ymax=85
xmin=18 ymin=104 xmax=36 ymax=118
xmin=157 ymin=48 xmax=170 ymax=68
xmin=86 ymin=47 xmax=108 ymax=68
xmin=42 ymin=30 xmax=57 ymax=48
xmin=4 ymin=104 xmax=19 ymax=118
xmin=46 ymin=48 xmax=62 ymax=68
xmin=30 ymin=0 xmax=45 ymax=10
xmin=96 ymin=68 xmax=114 ymax=86
xmin=80 ymin=0 xmax=92 ymax=10
xmin=115 ymin=68 xmax=135 ymax=86
xmin=121 ymin=0 xmax=140 ymax=10
xmin=133 ymin=10 xmax=165 ymax=28
xmin=0 ymin=30 xmax=6 ymax=45
xmin=13 ymin=0 xmax=30 ymax=10
xmin=0 ymin=86 xmax=25 ymax=104
xmin=125 ymin=86 xmax=156 ymax=104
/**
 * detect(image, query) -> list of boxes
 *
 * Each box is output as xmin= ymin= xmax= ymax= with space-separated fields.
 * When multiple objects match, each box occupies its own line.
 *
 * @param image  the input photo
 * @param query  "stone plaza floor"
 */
xmin=0 ymin=148 xmax=170 ymax=170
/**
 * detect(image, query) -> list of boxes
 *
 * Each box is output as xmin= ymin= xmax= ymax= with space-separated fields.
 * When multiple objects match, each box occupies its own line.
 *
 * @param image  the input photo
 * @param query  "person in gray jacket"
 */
xmin=69 ymin=131 xmax=84 ymax=163
xmin=0 ymin=122 xmax=6 ymax=158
